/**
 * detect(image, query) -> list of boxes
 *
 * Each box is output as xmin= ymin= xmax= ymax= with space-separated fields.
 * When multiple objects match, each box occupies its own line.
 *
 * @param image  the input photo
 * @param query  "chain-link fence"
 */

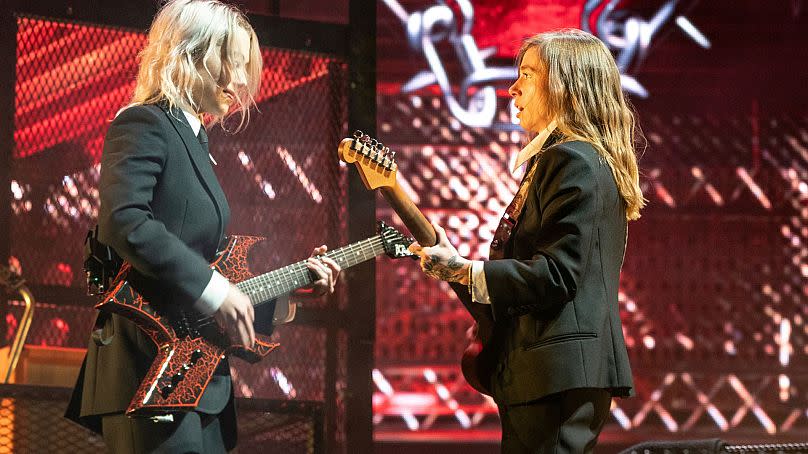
xmin=5 ymin=12 xmax=352 ymax=453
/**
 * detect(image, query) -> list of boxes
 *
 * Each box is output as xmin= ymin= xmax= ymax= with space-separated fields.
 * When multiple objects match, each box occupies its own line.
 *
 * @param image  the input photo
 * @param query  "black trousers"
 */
xmin=101 ymin=411 xmax=227 ymax=454
xmin=498 ymin=388 xmax=612 ymax=454
xmin=100 ymin=375 xmax=235 ymax=454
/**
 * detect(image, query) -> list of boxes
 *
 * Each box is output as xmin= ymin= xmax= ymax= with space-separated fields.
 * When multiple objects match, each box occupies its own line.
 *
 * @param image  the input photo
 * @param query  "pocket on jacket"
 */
xmin=524 ymin=332 xmax=597 ymax=351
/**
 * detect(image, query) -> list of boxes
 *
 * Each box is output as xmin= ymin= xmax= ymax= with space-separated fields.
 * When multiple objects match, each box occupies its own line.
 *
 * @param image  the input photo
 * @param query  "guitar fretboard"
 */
xmin=236 ymin=234 xmax=387 ymax=306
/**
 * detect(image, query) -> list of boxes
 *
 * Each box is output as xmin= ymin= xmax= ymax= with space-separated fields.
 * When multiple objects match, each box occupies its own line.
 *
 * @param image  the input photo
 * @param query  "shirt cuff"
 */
xmin=470 ymin=260 xmax=491 ymax=304
xmin=193 ymin=270 xmax=229 ymax=315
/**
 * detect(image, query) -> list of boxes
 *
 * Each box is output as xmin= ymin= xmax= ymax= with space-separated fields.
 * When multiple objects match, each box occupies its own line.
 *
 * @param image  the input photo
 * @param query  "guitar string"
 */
xmin=216 ymin=232 xmax=396 ymax=302
xmin=192 ymin=235 xmax=388 ymax=328
xmin=192 ymin=232 xmax=402 ymax=327
xmin=239 ymin=235 xmax=386 ymax=304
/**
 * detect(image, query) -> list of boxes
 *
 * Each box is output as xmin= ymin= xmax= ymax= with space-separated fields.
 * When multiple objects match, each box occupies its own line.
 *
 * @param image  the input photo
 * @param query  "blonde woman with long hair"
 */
xmin=66 ymin=1 xmax=339 ymax=452
xmin=410 ymin=29 xmax=642 ymax=453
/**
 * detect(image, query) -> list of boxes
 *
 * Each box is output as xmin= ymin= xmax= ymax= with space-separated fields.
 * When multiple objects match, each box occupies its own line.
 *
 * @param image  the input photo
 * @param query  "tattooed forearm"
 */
xmin=447 ymin=255 xmax=464 ymax=270
xmin=423 ymin=255 xmax=470 ymax=284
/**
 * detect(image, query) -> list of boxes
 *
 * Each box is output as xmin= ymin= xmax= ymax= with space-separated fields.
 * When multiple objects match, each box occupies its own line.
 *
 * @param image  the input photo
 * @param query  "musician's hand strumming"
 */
xmin=214 ymin=284 xmax=256 ymax=348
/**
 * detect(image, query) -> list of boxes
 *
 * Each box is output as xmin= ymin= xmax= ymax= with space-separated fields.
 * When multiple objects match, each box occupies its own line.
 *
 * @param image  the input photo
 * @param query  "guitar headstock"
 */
xmin=377 ymin=221 xmax=416 ymax=260
xmin=338 ymin=130 xmax=398 ymax=190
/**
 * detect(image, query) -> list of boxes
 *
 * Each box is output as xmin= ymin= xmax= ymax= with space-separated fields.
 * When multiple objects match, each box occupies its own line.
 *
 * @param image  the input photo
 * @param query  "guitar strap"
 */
xmin=489 ymin=155 xmax=542 ymax=260
xmin=489 ymin=128 xmax=563 ymax=259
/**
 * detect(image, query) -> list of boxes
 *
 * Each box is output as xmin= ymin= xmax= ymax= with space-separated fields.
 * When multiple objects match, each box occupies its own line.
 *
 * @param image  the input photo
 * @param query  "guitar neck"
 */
xmin=236 ymin=234 xmax=386 ymax=306
xmin=336 ymin=135 xmax=435 ymax=247
xmin=381 ymin=183 xmax=436 ymax=247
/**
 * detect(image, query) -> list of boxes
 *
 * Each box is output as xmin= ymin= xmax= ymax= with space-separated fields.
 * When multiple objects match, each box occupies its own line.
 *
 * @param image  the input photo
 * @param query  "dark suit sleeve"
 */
xmin=98 ymin=106 xmax=213 ymax=304
xmin=483 ymin=144 xmax=598 ymax=319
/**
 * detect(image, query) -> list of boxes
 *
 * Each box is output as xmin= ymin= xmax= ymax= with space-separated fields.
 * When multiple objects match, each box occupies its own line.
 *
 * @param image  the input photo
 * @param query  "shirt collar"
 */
xmin=181 ymin=109 xmax=202 ymax=136
xmin=512 ymin=119 xmax=558 ymax=174
xmin=114 ymin=104 xmax=204 ymax=138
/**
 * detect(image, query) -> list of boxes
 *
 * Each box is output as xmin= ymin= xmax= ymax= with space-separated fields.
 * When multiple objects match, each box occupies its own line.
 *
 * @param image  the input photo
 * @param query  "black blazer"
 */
xmin=458 ymin=141 xmax=633 ymax=406
xmin=66 ymin=103 xmax=235 ymax=444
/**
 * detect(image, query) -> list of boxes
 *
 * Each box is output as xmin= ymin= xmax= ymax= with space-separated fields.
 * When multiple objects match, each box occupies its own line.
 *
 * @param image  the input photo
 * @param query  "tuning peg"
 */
xmin=367 ymin=141 xmax=377 ymax=159
xmin=359 ymin=136 xmax=371 ymax=156
xmin=350 ymin=131 xmax=363 ymax=151
xmin=386 ymin=151 xmax=396 ymax=170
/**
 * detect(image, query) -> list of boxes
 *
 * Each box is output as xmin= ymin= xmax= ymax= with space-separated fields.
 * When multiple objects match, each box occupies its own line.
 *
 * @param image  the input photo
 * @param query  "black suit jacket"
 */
xmin=66 ymin=103 xmax=236 ymax=446
xmin=456 ymin=140 xmax=633 ymax=406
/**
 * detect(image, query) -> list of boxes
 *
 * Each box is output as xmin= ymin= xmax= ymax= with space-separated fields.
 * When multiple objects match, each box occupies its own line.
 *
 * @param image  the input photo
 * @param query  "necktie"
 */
xmin=197 ymin=125 xmax=209 ymax=152
xmin=197 ymin=125 xmax=217 ymax=165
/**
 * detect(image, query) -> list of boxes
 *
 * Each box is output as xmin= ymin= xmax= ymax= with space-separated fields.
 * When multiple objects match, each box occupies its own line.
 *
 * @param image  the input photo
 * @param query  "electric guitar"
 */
xmin=96 ymin=221 xmax=414 ymax=416
xmin=337 ymin=131 xmax=497 ymax=396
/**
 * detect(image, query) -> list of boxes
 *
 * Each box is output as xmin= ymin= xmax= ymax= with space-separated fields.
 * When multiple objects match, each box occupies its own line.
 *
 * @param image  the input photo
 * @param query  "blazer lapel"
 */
xmin=158 ymin=104 xmax=229 ymax=243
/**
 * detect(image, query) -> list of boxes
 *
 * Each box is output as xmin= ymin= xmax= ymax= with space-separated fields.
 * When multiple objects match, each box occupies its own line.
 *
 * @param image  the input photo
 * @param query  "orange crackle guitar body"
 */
xmin=96 ymin=223 xmax=413 ymax=416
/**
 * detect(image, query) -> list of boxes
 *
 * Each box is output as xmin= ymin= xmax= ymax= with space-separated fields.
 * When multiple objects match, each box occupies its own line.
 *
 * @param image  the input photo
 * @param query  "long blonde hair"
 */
xmin=130 ymin=0 xmax=262 ymax=131
xmin=518 ymin=29 xmax=645 ymax=220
